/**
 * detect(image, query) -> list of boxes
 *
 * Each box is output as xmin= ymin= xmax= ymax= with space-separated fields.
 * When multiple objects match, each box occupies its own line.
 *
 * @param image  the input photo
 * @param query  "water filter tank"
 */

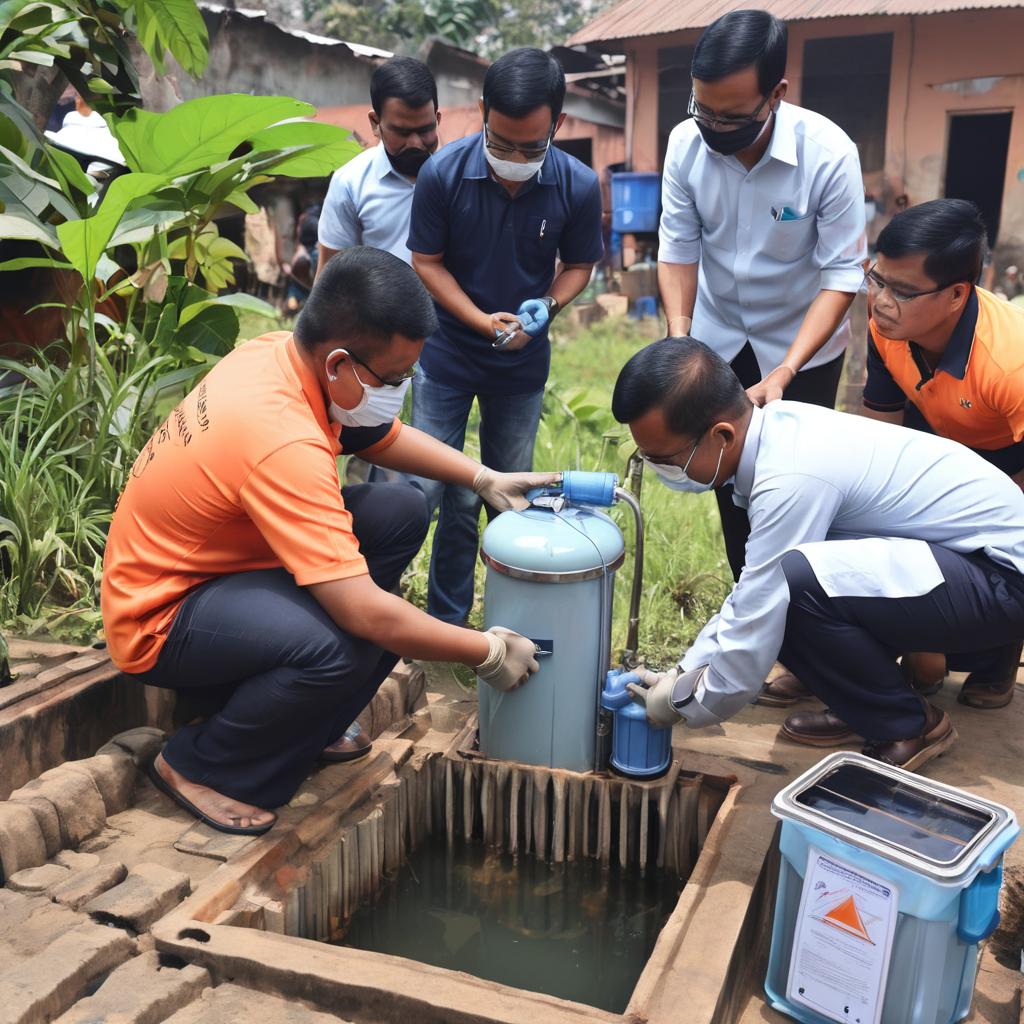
xmin=479 ymin=473 xmax=625 ymax=772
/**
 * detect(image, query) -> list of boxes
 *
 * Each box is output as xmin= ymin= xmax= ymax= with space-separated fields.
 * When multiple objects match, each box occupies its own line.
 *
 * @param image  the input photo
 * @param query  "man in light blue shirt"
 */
xmin=318 ymin=57 xmax=441 ymax=268
xmin=612 ymin=338 xmax=1024 ymax=773
xmin=658 ymin=10 xmax=866 ymax=583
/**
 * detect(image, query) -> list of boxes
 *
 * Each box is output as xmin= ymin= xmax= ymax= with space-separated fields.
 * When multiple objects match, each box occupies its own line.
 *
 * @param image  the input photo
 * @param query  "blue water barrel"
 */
xmin=611 ymin=172 xmax=661 ymax=233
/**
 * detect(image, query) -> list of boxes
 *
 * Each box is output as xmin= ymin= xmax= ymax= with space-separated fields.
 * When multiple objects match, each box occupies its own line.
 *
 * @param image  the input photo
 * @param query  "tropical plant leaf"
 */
xmin=56 ymin=171 xmax=165 ymax=280
xmin=179 ymin=290 xmax=277 ymax=325
xmin=131 ymin=0 xmax=208 ymax=76
xmin=173 ymin=303 xmax=237 ymax=355
xmin=0 ymin=210 xmax=58 ymax=245
xmin=246 ymin=121 xmax=360 ymax=178
xmin=109 ymin=94 xmax=313 ymax=177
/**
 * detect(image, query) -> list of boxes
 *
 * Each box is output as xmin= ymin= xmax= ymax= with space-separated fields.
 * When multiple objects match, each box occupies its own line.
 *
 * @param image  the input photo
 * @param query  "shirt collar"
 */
xmin=372 ymin=141 xmax=412 ymax=185
xmin=284 ymin=334 xmax=341 ymax=449
xmin=732 ymin=405 xmax=764 ymax=508
xmin=931 ymin=286 xmax=979 ymax=381
xmin=465 ymin=130 xmax=552 ymax=188
xmin=765 ymin=101 xmax=798 ymax=167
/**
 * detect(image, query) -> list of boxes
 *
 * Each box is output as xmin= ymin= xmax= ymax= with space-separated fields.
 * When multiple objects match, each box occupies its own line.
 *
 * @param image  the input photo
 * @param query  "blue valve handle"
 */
xmin=527 ymin=470 xmax=618 ymax=507
xmin=601 ymin=668 xmax=643 ymax=710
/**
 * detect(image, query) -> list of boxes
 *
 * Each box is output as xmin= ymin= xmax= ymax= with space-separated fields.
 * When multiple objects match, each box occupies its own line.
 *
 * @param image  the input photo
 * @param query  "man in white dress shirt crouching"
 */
xmin=613 ymin=338 xmax=1024 ymax=773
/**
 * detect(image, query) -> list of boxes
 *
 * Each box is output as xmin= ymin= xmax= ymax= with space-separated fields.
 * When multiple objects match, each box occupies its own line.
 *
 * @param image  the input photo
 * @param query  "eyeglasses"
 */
xmin=641 ymin=434 xmax=701 ymax=466
xmin=346 ymin=350 xmax=416 ymax=389
xmin=687 ymin=92 xmax=771 ymax=132
xmin=864 ymin=265 xmax=953 ymax=318
xmin=484 ymin=123 xmax=553 ymax=162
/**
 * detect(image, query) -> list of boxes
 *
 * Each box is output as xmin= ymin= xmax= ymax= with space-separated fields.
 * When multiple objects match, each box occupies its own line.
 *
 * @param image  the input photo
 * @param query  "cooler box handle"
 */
xmin=958 ymin=863 xmax=1003 ymax=944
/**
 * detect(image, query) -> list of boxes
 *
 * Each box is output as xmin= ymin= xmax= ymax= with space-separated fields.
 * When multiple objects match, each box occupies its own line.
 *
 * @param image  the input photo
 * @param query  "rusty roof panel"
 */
xmin=568 ymin=0 xmax=1022 ymax=46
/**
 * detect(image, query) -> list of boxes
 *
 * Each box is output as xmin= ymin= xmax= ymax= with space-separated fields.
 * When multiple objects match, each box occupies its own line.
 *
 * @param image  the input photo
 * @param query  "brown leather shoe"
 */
xmin=757 ymin=667 xmax=812 ymax=708
xmin=862 ymin=704 xmax=957 ymax=772
xmin=781 ymin=709 xmax=857 ymax=747
xmin=902 ymin=652 xmax=946 ymax=696
xmin=958 ymin=641 xmax=1021 ymax=709
xmin=321 ymin=722 xmax=373 ymax=764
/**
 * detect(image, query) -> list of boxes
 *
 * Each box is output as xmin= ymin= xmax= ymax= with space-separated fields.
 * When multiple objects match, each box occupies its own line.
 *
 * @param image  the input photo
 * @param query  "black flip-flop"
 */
xmin=320 ymin=722 xmax=374 ymax=764
xmin=145 ymin=757 xmax=276 ymax=836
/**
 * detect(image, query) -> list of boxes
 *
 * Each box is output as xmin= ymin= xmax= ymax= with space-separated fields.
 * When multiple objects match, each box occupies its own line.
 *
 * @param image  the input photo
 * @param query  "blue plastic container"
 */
xmin=767 ymin=753 xmax=1019 ymax=1024
xmin=611 ymin=172 xmax=661 ymax=233
xmin=629 ymin=295 xmax=659 ymax=320
xmin=600 ymin=670 xmax=672 ymax=778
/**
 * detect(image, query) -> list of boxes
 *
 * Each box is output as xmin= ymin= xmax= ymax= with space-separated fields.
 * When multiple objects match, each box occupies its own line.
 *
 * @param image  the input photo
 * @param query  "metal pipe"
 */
xmin=614 ymin=485 xmax=644 ymax=668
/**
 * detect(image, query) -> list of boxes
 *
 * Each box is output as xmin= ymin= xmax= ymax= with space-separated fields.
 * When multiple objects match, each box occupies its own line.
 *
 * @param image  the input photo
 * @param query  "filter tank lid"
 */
xmin=482 ymin=506 xmax=625 ymax=578
xmin=772 ymin=752 xmax=1018 ymax=883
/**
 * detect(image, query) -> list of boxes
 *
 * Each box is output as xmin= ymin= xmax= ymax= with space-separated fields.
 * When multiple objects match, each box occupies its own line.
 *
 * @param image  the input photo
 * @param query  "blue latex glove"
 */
xmin=515 ymin=297 xmax=552 ymax=338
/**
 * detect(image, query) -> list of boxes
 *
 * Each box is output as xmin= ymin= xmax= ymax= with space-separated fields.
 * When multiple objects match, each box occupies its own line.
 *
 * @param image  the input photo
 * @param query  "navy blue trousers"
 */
xmin=778 ymin=544 xmax=1024 ymax=742
xmin=133 ymin=483 xmax=429 ymax=807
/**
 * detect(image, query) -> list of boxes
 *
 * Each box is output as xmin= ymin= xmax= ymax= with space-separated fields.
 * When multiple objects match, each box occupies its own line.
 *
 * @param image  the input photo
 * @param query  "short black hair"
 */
xmin=876 ymin=199 xmax=988 ymax=288
xmin=295 ymin=247 xmax=438 ymax=353
xmin=612 ymin=337 xmax=751 ymax=437
xmin=691 ymin=10 xmax=788 ymax=96
xmin=483 ymin=47 xmax=566 ymax=122
xmin=370 ymin=57 xmax=438 ymax=116
xmin=298 ymin=214 xmax=318 ymax=249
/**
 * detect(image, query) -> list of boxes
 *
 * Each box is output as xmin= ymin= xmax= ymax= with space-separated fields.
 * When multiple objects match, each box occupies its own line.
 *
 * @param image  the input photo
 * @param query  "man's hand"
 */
xmin=625 ymin=668 xmax=681 ymax=727
xmin=516 ymin=297 xmax=555 ymax=338
xmin=746 ymin=366 xmax=796 ymax=408
xmin=472 ymin=467 xmax=561 ymax=513
xmin=476 ymin=626 xmax=540 ymax=692
xmin=487 ymin=311 xmax=528 ymax=350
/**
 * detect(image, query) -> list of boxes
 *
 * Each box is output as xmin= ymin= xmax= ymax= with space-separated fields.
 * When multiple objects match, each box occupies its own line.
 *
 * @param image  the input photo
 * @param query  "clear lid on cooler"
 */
xmin=772 ymin=753 xmax=1016 ymax=882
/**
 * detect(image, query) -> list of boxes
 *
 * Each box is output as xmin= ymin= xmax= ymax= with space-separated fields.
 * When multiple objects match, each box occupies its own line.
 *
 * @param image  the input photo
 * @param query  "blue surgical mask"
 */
xmin=644 ymin=435 xmax=725 ymax=494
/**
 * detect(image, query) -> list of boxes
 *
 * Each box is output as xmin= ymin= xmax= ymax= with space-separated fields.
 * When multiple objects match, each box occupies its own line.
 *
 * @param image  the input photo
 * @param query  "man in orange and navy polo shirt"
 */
xmin=862 ymin=198 xmax=1024 ymax=709
xmin=102 ymin=247 xmax=551 ymax=836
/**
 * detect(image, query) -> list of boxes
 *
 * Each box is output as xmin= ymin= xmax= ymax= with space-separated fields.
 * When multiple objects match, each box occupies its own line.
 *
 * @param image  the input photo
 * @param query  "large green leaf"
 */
xmin=0 ymin=210 xmax=58 ymax=246
xmin=246 ymin=121 xmax=360 ymax=178
xmin=131 ymin=0 xmax=208 ymax=77
xmin=174 ymin=303 xmax=238 ymax=355
xmin=56 ymin=171 xmax=165 ymax=280
xmin=179 ymin=290 xmax=277 ymax=326
xmin=109 ymin=95 xmax=313 ymax=177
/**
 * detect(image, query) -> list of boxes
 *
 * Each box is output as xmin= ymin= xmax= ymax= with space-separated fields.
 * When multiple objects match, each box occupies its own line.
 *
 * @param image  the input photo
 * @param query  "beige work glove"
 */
xmin=472 ymin=467 xmax=562 ymax=513
xmin=626 ymin=666 xmax=704 ymax=728
xmin=475 ymin=626 xmax=540 ymax=692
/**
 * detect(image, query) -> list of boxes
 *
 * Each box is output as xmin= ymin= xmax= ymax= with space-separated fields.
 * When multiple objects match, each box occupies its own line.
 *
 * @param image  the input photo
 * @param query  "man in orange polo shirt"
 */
xmin=780 ymin=201 xmax=1024 ymax=743
xmin=102 ymin=247 xmax=552 ymax=835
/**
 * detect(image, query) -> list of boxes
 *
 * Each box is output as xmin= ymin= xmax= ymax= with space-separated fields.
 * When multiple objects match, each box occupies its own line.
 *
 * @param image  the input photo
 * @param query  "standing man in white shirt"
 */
xmin=319 ymin=56 xmax=441 ymax=483
xmin=612 ymin=338 xmax=1024 ymax=772
xmin=318 ymin=56 xmax=442 ymax=268
xmin=658 ymin=9 xmax=867 ymax=586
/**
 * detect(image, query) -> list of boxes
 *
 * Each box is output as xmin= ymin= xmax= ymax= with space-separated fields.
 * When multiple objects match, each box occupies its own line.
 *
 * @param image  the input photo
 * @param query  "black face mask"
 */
xmin=696 ymin=112 xmax=771 ymax=156
xmin=386 ymin=146 xmax=432 ymax=176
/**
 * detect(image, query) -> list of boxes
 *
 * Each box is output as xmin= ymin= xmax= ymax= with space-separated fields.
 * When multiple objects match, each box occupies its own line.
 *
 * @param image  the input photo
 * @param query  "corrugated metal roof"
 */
xmin=568 ymin=0 xmax=1022 ymax=46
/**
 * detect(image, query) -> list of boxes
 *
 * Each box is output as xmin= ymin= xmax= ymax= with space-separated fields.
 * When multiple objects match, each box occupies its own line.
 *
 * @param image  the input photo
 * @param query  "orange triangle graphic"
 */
xmin=823 ymin=895 xmax=872 ymax=941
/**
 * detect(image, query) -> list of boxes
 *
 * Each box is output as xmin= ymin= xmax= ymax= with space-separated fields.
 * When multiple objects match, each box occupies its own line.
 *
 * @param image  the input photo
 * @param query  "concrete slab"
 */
xmin=162 ymin=982 xmax=353 ymax=1024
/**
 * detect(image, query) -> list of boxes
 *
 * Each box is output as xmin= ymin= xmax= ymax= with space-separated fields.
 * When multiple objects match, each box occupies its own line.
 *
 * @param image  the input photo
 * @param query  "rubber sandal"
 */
xmin=145 ymin=757 xmax=276 ymax=836
xmin=320 ymin=722 xmax=374 ymax=764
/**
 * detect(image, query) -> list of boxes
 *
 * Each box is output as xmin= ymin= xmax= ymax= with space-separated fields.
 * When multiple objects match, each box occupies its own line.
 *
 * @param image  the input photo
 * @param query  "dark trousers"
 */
xmin=133 ymin=483 xmax=429 ymax=808
xmin=717 ymin=343 xmax=846 ymax=581
xmin=778 ymin=545 xmax=1024 ymax=741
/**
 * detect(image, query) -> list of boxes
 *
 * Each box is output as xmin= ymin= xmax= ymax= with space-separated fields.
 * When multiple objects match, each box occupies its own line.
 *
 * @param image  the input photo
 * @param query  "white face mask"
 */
xmin=483 ymin=137 xmax=548 ymax=182
xmin=644 ymin=435 xmax=725 ymax=494
xmin=327 ymin=353 xmax=410 ymax=428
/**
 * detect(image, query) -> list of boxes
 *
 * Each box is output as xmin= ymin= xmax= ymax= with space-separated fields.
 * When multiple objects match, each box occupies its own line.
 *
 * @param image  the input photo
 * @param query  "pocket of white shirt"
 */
xmin=763 ymin=213 xmax=816 ymax=262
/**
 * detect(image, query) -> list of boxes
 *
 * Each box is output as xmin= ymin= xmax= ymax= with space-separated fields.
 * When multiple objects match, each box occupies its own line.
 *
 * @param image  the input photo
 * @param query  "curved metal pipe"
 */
xmin=613 ymin=485 xmax=644 ymax=668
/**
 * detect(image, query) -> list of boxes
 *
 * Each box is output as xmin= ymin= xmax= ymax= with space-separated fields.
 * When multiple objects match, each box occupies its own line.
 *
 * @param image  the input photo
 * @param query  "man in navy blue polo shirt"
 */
xmin=407 ymin=47 xmax=603 ymax=624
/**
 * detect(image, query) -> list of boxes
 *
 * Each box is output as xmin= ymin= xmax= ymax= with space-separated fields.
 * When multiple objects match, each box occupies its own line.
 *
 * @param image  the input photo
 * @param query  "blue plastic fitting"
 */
xmin=561 ymin=471 xmax=617 ymax=507
xmin=958 ymin=863 xmax=1004 ymax=944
